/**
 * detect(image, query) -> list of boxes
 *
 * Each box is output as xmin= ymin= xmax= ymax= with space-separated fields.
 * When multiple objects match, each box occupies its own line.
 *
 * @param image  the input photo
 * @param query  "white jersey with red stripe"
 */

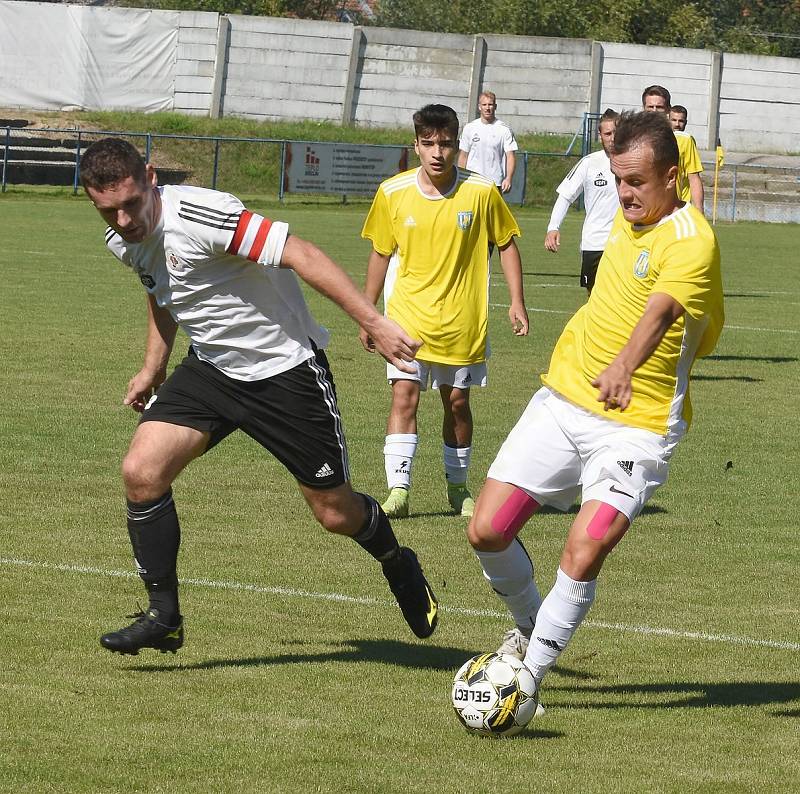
xmin=106 ymin=184 xmax=328 ymax=381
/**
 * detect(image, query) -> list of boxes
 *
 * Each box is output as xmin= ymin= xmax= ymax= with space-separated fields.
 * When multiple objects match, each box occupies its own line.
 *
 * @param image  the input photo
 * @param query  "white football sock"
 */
xmin=443 ymin=443 xmax=471 ymax=486
xmin=475 ymin=539 xmax=541 ymax=632
xmin=524 ymin=567 xmax=596 ymax=685
xmin=383 ymin=433 xmax=417 ymax=490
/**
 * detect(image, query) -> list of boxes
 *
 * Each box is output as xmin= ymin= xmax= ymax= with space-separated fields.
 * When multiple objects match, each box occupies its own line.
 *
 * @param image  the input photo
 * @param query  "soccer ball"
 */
xmin=451 ymin=652 xmax=539 ymax=737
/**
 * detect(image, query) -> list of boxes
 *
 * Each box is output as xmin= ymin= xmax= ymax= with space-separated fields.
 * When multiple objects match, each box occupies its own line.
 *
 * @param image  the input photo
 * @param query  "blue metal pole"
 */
xmin=73 ymin=129 xmax=82 ymax=196
xmin=212 ymin=138 xmax=220 ymax=190
xmin=145 ymin=133 xmax=152 ymax=164
xmin=279 ymin=141 xmax=286 ymax=202
xmin=731 ymin=165 xmax=738 ymax=222
xmin=2 ymin=126 xmax=9 ymax=193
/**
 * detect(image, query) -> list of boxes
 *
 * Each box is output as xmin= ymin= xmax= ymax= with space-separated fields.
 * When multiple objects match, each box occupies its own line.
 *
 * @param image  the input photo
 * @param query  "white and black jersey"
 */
xmin=458 ymin=118 xmax=518 ymax=186
xmin=555 ymin=150 xmax=619 ymax=252
xmin=106 ymin=185 xmax=328 ymax=381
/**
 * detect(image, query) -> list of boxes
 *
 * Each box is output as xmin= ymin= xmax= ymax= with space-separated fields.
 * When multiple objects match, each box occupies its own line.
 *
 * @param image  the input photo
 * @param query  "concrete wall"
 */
xmin=223 ymin=15 xmax=354 ymax=123
xmin=3 ymin=1 xmax=800 ymax=154
xmin=175 ymin=11 xmax=220 ymax=116
xmin=349 ymin=27 xmax=473 ymax=127
xmin=718 ymin=52 xmax=800 ymax=154
xmin=481 ymin=35 xmax=595 ymax=135
xmin=598 ymin=42 xmax=717 ymax=148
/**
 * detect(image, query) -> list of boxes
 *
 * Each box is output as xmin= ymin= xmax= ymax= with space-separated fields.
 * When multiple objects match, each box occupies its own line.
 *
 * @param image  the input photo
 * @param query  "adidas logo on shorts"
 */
xmin=617 ymin=460 xmax=634 ymax=477
xmin=315 ymin=462 xmax=334 ymax=478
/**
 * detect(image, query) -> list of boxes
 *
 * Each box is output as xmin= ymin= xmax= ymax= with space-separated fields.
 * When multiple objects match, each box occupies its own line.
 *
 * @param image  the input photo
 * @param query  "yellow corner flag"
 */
xmin=712 ymin=141 xmax=725 ymax=224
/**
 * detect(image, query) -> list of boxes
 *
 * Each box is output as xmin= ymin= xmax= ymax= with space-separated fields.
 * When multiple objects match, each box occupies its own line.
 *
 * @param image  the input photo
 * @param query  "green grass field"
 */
xmin=1 ymin=193 xmax=798 ymax=793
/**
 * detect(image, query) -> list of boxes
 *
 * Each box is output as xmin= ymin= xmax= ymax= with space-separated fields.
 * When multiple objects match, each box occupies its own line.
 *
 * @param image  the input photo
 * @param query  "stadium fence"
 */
xmin=2 ymin=125 xmax=798 ymax=222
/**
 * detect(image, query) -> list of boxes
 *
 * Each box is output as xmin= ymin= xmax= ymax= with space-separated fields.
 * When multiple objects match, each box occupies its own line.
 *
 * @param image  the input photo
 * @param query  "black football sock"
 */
xmin=126 ymin=489 xmax=181 ymax=624
xmin=352 ymin=493 xmax=401 ymax=564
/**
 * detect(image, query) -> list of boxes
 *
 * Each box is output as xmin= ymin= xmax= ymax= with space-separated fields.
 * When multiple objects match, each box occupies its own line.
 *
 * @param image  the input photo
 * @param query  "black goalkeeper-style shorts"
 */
xmin=139 ymin=347 xmax=350 ymax=489
xmin=580 ymin=250 xmax=603 ymax=290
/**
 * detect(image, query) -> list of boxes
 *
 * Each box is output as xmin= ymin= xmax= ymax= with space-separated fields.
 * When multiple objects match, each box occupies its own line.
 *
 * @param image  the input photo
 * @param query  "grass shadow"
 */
xmin=704 ymin=354 xmax=798 ymax=363
xmin=549 ymin=680 xmax=800 ymax=712
xmin=131 ymin=638 xmax=477 ymax=673
xmin=691 ymin=375 xmax=763 ymax=382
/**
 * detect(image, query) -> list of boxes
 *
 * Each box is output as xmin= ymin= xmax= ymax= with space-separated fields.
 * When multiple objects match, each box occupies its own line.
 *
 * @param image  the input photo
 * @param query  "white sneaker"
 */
xmin=496 ymin=627 xmax=530 ymax=660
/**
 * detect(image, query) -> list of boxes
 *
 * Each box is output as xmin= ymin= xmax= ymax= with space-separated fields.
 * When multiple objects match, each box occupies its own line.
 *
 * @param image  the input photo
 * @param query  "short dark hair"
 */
xmin=671 ymin=105 xmax=688 ymax=117
xmin=613 ymin=111 xmax=679 ymax=174
xmin=600 ymin=108 xmax=619 ymax=123
xmin=641 ymin=85 xmax=671 ymax=107
xmin=413 ymin=104 xmax=459 ymax=140
xmin=80 ymin=137 xmax=146 ymax=190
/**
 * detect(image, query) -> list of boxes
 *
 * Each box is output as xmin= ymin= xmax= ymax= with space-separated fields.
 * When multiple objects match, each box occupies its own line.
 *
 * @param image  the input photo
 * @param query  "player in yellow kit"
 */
xmin=642 ymin=85 xmax=704 ymax=210
xmin=466 ymin=111 xmax=723 ymax=702
xmin=360 ymin=104 xmax=528 ymax=519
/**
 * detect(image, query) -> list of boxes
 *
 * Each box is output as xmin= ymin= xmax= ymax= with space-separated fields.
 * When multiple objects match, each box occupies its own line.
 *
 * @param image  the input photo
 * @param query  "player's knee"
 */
xmin=311 ymin=501 xmax=354 ymax=535
xmin=391 ymin=381 xmax=419 ymax=416
xmin=121 ymin=451 xmax=170 ymax=502
xmin=561 ymin=544 xmax=606 ymax=581
xmin=467 ymin=515 xmax=506 ymax=552
xmin=449 ymin=390 xmax=470 ymax=419
xmin=468 ymin=488 xmax=540 ymax=551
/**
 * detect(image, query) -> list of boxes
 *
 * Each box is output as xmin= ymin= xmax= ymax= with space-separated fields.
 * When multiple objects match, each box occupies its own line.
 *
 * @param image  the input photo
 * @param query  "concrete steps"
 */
xmin=2 ymin=128 xmax=188 ymax=186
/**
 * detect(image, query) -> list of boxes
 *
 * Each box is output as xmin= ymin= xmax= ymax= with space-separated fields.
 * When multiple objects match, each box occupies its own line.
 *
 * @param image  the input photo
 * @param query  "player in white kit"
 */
xmin=80 ymin=138 xmax=439 ymax=655
xmin=544 ymin=109 xmax=619 ymax=293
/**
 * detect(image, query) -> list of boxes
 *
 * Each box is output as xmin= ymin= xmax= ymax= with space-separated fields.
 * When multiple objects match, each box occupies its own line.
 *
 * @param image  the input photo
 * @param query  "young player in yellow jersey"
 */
xmin=360 ymin=104 xmax=529 ymax=519
xmin=642 ymin=85 xmax=704 ymax=211
xmin=465 ymin=111 xmax=723 ymax=704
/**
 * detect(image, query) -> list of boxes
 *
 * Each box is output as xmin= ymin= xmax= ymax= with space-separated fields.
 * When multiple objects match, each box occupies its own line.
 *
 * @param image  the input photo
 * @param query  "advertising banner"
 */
xmin=282 ymin=142 xmax=409 ymax=197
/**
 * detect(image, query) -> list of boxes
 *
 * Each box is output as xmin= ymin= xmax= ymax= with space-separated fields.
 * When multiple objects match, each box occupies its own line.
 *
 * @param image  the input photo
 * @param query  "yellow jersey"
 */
xmin=676 ymin=131 xmax=704 ymax=203
xmin=361 ymin=167 xmax=520 ymax=365
xmin=542 ymin=203 xmax=723 ymax=435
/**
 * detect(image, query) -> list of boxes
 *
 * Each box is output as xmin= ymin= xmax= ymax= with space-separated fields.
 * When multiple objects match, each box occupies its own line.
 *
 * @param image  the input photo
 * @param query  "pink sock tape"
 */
xmin=491 ymin=489 xmax=540 ymax=542
xmin=586 ymin=502 xmax=620 ymax=540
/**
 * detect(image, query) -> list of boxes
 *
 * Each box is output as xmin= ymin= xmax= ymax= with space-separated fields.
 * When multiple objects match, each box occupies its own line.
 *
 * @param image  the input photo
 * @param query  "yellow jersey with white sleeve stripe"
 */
xmin=542 ymin=203 xmax=723 ymax=435
xmin=676 ymin=131 xmax=704 ymax=203
xmin=361 ymin=166 xmax=520 ymax=365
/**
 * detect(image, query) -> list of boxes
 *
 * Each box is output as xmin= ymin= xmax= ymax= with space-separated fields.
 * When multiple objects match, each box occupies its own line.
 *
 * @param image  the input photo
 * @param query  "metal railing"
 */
xmin=2 ymin=125 xmax=798 ymax=221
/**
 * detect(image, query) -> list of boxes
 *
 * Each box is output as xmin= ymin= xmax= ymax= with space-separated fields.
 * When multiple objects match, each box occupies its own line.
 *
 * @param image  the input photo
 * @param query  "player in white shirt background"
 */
xmin=80 ymin=137 xmax=440 ymax=656
xmin=457 ymin=91 xmax=518 ymax=194
xmin=544 ymin=109 xmax=619 ymax=294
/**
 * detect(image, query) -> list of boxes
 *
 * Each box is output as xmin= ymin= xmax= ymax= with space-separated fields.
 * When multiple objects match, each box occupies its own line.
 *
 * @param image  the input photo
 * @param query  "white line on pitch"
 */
xmin=3 ymin=556 xmax=798 ymax=653
xmin=490 ymin=302 xmax=573 ymax=315
xmin=490 ymin=302 xmax=800 ymax=334
xmin=725 ymin=324 xmax=800 ymax=335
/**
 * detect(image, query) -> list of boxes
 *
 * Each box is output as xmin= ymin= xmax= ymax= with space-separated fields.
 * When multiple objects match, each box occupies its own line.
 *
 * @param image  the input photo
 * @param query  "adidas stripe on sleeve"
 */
xmin=177 ymin=195 xmax=288 ymax=267
xmin=226 ymin=209 xmax=288 ymax=267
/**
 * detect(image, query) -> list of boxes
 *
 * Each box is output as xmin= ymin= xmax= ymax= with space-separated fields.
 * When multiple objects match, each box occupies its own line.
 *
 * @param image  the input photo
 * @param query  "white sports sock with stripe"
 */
xmin=523 ymin=567 xmax=596 ymax=685
xmin=475 ymin=540 xmax=541 ymax=632
xmin=384 ymin=433 xmax=417 ymax=490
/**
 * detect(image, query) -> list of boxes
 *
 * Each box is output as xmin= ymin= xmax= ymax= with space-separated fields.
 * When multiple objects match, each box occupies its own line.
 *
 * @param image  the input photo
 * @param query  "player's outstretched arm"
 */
xmin=545 ymin=194 xmax=572 ymax=252
xmin=124 ymin=294 xmax=178 ymax=413
xmin=281 ymin=235 xmax=420 ymax=372
xmin=457 ymin=151 xmax=468 ymax=169
xmin=544 ymin=230 xmax=560 ymax=252
xmin=591 ymin=292 xmax=685 ymax=411
xmin=501 ymin=151 xmax=516 ymax=193
xmin=359 ymin=249 xmax=392 ymax=353
xmin=689 ymin=172 xmax=704 ymax=213
xmin=498 ymin=239 xmax=529 ymax=336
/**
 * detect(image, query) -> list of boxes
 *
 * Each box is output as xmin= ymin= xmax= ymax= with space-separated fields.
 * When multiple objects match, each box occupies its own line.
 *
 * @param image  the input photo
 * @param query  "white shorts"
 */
xmin=386 ymin=359 xmax=487 ymax=391
xmin=488 ymin=387 xmax=680 ymax=522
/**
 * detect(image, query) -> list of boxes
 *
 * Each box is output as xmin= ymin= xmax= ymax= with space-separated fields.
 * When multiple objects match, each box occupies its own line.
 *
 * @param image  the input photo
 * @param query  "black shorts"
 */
xmin=580 ymin=250 xmax=603 ymax=290
xmin=140 ymin=347 xmax=350 ymax=489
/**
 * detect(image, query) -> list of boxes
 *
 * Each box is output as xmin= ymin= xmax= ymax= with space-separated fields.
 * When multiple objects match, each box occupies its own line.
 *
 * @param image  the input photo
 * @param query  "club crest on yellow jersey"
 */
xmin=633 ymin=250 xmax=650 ymax=278
xmin=457 ymin=211 xmax=473 ymax=231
